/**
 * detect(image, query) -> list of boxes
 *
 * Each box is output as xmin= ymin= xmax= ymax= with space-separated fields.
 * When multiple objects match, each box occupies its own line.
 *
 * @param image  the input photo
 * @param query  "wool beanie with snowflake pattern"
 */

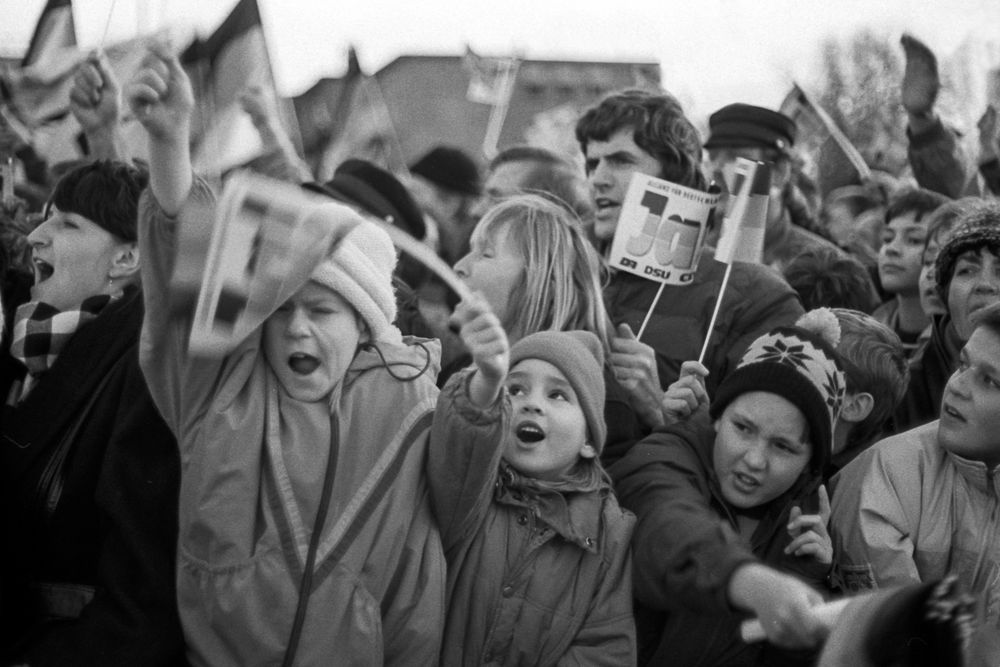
xmin=709 ymin=308 xmax=847 ymax=473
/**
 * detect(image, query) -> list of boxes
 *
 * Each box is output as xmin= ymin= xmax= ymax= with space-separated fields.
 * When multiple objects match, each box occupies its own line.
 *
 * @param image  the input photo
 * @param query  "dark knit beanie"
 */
xmin=410 ymin=146 xmax=482 ymax=196
xmin=935 ymin=214 xmax=1000 ymax=299
xmin=308 ymin=159 xmax=427 ymax=241
xmin=509 ymin=330 xmax=607 ymax=451
xmin=704 ymin=103 xmax=796 ymax=153
xmin=709 ymin=309 xmax=846 ymax=473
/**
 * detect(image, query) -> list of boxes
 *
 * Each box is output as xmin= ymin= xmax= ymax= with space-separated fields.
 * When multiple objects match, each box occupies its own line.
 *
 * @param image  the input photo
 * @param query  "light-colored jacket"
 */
xmin=138 ymin=181 xmax=446 ymax=667
xmin=830 ymin=421 xmax=1000 ymax=642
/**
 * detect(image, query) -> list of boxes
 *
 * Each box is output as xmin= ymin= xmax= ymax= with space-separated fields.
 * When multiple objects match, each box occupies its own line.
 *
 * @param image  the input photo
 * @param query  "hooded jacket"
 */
xmin=138 ymin=180 xmax=445 ymax=667
xmin=610 ymin=413 xmax=830 ymax=666
xmin=428 ymin=369 xmax=636 ymax=666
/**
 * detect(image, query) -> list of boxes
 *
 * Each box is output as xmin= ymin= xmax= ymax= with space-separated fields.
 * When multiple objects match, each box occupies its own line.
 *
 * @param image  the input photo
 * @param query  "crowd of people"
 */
xmin=0 ymin=31 xmax=998 ymax=667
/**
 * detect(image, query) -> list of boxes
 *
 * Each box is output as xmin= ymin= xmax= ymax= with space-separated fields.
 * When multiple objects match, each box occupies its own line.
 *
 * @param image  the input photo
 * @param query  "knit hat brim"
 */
xmin=309 ymin=221 xmax=401 ymax=345
xmin=710 ymin=363 xmax=832 ymax=472
xmin=509 ymin=330 xmax=606 ymax=452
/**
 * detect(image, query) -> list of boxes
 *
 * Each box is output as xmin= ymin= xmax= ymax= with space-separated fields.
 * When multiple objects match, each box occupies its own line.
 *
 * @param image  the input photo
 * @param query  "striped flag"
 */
xmin=714 ymin=158 xmax=770 ymax=265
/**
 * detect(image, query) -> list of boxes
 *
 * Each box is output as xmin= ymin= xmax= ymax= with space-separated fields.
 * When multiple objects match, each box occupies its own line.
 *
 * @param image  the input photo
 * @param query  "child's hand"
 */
xmin=730 ymin=563 xmax=827 ymax=649
xmin=784 ymin=484 xmax=833 ymax=565
xmin=610 ymin=323 xmax=664 ymax=428
xmin=69 ymin=51 xmax=120 ymax=133
xmin=126 ymin=42 xmax=194 ymax=142
xmin=661 ymin=360 xmax=709 ymax=425
xmin=450 ymin=293 xmax=509 ymax=384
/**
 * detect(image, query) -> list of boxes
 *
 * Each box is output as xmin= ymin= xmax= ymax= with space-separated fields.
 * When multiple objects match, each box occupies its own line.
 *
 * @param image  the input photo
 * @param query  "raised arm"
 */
xmin=126 ymin=43 xmax=194 ymax=216
xmin=69 ymin=51 xmax=128 ymax=161
xmin=450 ymin=293 xmax=510 ymax=407
xmin=427 ymin=294 xmax=510 ymax=548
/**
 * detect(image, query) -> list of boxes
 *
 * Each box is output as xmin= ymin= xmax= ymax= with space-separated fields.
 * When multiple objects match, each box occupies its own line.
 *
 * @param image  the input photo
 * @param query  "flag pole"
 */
xmin=636 ymin=282 xmax=665 ymax=341
xmin=697 ymin=262 xmax=732 ymax=365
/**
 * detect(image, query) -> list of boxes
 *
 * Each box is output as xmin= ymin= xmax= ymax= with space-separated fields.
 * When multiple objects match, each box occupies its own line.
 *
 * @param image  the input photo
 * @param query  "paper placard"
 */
xmin=181 ymin=173 xmax=359 ymax=356
xmin=607 ymin=174 xmax=721 ymax=285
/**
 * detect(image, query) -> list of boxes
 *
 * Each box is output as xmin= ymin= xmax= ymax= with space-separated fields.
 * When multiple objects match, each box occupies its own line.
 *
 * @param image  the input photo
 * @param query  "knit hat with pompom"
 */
xmin=709 ymin=308 xmax=846 ymax=473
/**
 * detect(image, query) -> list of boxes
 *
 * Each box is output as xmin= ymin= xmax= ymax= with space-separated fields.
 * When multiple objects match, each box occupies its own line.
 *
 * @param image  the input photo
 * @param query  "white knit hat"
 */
xmin=309 ymin=220 xmax=400 ymax=344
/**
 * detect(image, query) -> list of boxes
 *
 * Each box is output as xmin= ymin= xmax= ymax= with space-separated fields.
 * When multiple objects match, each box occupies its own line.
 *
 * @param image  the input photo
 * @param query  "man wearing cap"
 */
xmin=894 ymin=200 xmax=1000 ymax=431
xmin=705 ymin=103 xmax=842 ymax=271
xmin=575 ymin=89 xmax=804 ymax=407
xmin=406 ymin=145 xmax=482 ymax=267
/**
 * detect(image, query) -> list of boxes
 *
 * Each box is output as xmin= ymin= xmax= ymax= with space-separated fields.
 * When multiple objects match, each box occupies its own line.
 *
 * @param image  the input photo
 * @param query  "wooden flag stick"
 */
xmin=636 ymin=282 xmax=666 ymax=341
xmin=697 ymin=262 xmax=732 ymax=365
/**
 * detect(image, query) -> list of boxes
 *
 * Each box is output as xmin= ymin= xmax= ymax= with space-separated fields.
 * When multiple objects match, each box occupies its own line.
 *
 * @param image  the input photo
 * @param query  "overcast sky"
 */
xmin=4 ymin=0 xmax=999 ymax=120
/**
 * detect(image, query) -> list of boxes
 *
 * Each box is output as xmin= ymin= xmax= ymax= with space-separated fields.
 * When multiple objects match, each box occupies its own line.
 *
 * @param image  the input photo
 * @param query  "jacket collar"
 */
xmin=495 ymin=463 xmax=605 ymax=553
xmin=945 ymin=448 xmax=1000 ymax=497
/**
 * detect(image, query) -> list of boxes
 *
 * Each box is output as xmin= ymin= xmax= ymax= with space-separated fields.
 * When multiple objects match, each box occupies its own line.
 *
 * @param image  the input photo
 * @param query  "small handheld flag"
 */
xmin=698 ymin=158 xmax=770 ymax=364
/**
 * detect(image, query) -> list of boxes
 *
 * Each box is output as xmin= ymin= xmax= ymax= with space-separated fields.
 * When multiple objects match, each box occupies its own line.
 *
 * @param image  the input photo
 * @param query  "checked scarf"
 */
xmin=10 ymin=294 xmax=114 ymax=377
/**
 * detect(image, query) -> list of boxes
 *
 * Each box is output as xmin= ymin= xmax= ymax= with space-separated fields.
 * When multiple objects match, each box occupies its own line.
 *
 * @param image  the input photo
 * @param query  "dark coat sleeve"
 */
xmin=609 ymin=419 xmax=756 ymax=615
xmin=908 ymin=118 xmax=971 ymax=199
xmin=11 ymin=355 xmax=186 ymax=667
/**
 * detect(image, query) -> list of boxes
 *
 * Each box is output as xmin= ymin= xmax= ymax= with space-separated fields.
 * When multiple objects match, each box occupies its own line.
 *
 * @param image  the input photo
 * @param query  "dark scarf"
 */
xmin=10 ymin=294 xmax=115 ymax=377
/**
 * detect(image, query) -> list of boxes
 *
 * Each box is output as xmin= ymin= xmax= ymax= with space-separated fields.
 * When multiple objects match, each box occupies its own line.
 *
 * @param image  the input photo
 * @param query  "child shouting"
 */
xmin=129 ymin=45 xmax=445 ymax=666
xmin=429 ymin=295 xmax=635 ymax=665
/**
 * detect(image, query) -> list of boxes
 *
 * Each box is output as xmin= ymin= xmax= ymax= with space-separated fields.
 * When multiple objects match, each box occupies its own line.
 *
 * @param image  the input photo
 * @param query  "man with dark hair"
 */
xmin=575 ymin=89 xmax=804 ymax=402
xmin=702 ymin=103 xmax=841 ymax=270
xmin=575 ymin=89 xmax=706 ymax=251
xmin=895 ymin=199 xmax=1000 ymax=430
xmin=831 ymin=300 xmax=1000 ymax=666
xmin=0 ymin=160 xmax=186 ymax=666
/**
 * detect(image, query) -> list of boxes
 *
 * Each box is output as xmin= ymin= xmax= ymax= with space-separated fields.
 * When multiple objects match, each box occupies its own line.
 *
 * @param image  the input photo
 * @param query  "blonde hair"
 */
xmin=474 ymin=194 xmax=612 ymax=350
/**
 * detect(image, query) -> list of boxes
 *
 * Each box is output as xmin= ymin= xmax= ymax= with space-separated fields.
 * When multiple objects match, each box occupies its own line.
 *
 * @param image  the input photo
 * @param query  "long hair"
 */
xmin=474 ymin=194 xmax=612 ymax=350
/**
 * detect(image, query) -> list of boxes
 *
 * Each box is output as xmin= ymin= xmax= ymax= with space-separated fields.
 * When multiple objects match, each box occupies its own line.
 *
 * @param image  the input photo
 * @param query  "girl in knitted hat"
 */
xmin=429 ymin=293 xmax=636 ymax=665
xmin=128 ymin=45 xmax=445 ymax=666
xmin=611 ymin=308 xmax=846 ymax=666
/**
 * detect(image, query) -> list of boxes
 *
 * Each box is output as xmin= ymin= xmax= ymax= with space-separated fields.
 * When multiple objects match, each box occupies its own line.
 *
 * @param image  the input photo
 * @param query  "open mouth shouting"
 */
xmin=32 ymin=257 xmax=54 ymax=284
xmin=288 ymin=352 xmax=321 ymax=375
xmin=514 ymin=420 xmax=546 ymax=444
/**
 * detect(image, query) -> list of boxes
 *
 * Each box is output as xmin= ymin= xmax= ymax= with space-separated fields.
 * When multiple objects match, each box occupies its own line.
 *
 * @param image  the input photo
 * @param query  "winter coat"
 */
xmin=428 ymin=369 xmax=636 ymax=666
xmin=0 ymin=286 xmax=186 ymax=666
xmin=604 ymin=255 xmax=803 ymax=398
xmin=829 ymin=421 xmax=1000 ymax=665
xmin=138 ymin=182 xmax=446 ymax=667
xmin=610 ymin=414 xmax=830 ymax=667
xmin=893 ymin=314 xmax=959 ymax=432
